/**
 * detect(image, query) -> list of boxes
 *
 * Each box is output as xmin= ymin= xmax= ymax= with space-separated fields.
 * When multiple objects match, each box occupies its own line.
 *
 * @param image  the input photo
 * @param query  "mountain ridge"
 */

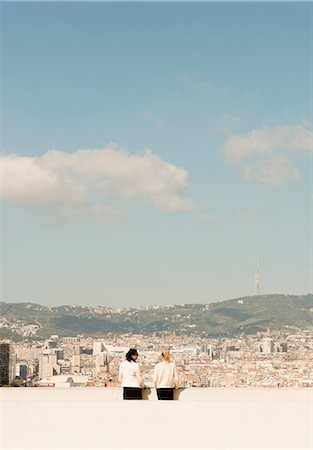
xmin=0 ymin=293 xmax=312 ymax=340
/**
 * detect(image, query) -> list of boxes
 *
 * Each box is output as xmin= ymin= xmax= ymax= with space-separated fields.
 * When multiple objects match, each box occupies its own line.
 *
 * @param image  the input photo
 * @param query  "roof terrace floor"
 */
xmin=1 ymin=387 xmax=312 ymax=449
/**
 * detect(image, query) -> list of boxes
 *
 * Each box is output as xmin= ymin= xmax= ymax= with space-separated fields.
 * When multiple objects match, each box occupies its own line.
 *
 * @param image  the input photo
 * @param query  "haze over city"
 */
xmin=1 ymin=1 xmax=312 ymax=307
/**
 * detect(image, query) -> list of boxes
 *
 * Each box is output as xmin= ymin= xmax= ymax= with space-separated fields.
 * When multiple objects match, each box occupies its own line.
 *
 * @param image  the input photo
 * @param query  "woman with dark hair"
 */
xmin=153 ymin=350 xmax=178 ymax=400
xmin=119 ymin=348 xmax=144 ymax=400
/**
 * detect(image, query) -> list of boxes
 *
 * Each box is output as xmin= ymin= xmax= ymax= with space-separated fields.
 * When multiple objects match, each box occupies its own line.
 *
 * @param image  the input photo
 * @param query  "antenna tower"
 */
xmin=254 ymin=258 xmax=261 ymax=294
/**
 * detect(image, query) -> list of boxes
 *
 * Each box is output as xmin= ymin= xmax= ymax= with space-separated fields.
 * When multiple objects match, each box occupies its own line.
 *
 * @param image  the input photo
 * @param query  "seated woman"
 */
xmin=153 ymin=350 xmax=178 ymax=400
xmin=119 ymin=348 xmax=144 ymax=400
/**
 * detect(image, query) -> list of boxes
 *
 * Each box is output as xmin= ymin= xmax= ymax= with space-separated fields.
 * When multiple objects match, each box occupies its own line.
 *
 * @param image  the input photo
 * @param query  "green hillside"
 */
xmin=0 ymin=294 xmax=312 ymax=340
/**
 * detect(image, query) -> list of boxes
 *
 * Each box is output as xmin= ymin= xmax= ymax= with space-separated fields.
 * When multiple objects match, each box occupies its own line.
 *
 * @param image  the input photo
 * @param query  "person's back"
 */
xmin=153 ymin=350 xmax=178 ymax=400
xmin=153 ymin=361 xmax=178 ymax=388
xmin=119 ymin=349 xmax=144 ymax=400
xmin=119 ymin=360 xmax=142 ymax=387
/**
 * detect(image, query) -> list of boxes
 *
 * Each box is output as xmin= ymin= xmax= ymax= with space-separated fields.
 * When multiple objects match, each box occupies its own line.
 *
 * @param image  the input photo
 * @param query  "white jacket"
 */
xmin=119 ymin=360 xmax=144 ymax=388
xmin=153 ymin=361 xmax=178 ymax=388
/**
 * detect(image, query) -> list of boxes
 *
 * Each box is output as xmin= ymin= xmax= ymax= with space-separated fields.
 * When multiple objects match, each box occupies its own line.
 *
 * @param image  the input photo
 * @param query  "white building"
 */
xmin=93 ymin=342 xmax=105 ymax=355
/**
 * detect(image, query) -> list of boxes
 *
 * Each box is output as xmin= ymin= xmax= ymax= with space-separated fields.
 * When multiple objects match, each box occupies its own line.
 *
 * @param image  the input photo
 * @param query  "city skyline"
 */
xmin=1 ymin=1 xmax=312 ymax=307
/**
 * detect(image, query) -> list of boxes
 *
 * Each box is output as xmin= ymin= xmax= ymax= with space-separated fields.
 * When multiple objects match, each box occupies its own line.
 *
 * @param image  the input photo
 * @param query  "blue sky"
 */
xmin=1 ymin=1 xmax=312 ymax=307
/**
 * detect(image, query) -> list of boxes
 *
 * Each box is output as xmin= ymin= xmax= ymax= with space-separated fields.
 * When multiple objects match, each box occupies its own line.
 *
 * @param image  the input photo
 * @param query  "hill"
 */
xmin=0 ymin=294 xmax=312 ymax=340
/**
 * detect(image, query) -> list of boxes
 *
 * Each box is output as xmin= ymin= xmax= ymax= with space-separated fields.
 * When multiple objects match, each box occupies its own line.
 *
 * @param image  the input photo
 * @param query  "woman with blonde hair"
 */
xmin=153 ymin=350 xmax=178 ymax=400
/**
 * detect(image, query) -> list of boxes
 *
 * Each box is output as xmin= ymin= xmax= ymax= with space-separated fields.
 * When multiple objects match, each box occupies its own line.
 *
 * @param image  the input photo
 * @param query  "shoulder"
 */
xmin=120 ymin=360 xmax=129 ymax=367
xmin=128 ymin=360 xmax=139 ymax=368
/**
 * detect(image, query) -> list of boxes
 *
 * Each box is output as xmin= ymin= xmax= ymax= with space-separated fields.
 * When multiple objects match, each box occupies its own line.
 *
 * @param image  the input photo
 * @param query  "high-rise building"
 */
xmin=18 ymin=363 xmax=28 ymax=381
xmin=207 ymin=345 xmax=214 ymax=358
xmin=0 ymin=342 xmax=14 ymax=386
xmin=277 ymin=342 xmax=288 ymax=353
xmin=71 ymin=355 xmax=81 ymax=374
xmin=39 ymin=350 xmax=60 ymax=380
xmin=56 ymin=349 xmax=64 ymax=360
xmin=96 ymin=353 xmax=104 ymax=375
xmin=93 ymin=342 xmax=105 ymax=355
xmin=74 ymin=345 xmax=82 ymax=355
xmin=261 ymin=337 xmax=274 ymax=353
xmin=200 ymin=344 xmax=208 ymax=353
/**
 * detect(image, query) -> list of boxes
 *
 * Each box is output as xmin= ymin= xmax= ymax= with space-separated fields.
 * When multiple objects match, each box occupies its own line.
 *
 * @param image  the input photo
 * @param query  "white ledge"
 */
xmin=1 ymin=388 xmax=312 ymax=449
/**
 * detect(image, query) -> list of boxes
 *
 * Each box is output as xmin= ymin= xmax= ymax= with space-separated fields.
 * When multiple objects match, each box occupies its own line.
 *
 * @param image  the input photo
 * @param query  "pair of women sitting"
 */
xmin=119 ymin=348 xmax=178 ymax=400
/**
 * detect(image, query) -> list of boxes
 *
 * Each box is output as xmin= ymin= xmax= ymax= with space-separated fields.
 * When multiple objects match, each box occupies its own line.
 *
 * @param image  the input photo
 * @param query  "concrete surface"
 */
xmin=1 ymin=387 xmax=312 ymax=449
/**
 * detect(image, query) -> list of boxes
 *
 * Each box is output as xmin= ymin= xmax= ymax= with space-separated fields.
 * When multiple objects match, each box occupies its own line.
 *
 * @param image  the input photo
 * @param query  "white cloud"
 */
xmin=224 ymin=124 xmax=313 ymax=185
xmin=1 ymin=145 xmax=197 ymax=223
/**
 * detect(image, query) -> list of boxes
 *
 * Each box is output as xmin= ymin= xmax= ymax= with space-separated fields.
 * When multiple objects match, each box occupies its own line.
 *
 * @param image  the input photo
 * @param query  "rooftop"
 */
xmin=1 ymin=387 xmax=312 ymax=449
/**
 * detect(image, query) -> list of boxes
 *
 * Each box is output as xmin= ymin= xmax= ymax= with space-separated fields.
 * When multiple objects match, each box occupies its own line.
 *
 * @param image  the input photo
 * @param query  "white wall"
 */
xmin=1 ymin=388 xmax=312 ymax=449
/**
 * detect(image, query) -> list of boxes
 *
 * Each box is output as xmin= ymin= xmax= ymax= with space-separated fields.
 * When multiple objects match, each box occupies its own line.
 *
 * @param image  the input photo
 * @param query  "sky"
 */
xmin=1 ymin=1 xmax=312 ymax=308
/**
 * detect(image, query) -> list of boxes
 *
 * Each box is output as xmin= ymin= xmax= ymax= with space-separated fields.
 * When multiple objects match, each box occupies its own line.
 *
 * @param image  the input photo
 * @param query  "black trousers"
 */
xmin=123 ymin=387 xmax=142 ymax=400
xmin=156 ymin=388 xmax=174 ymax=400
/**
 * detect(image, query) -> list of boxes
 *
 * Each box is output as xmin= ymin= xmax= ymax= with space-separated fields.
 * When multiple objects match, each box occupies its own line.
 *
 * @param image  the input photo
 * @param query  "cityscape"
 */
xmin=1 ymin=327 xmax=312 ymax=389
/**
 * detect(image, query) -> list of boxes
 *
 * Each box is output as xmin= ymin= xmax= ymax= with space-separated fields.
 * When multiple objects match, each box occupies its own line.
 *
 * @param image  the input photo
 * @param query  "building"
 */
xmin=261 ymin=338 xmax=274 ymax=354
xmin=93 ymin=342 xmax=105 ymax=355
xmin=71 ymin=355 xmax=81 ymax=374
xmin=39 ymin=351 xmax=60 ymax=379
xmin=18 ymin=362 xmax=28 ymax=381
xmin=0 ymin=342 xmax=15 ymax=386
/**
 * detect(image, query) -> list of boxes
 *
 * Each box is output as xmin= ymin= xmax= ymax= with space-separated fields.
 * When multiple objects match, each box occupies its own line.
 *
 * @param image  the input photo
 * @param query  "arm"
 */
xmin=135 ymin=364 xmax=144 ymax=388
xmin=118 ymin=364 xmax=123 ymax=384
xmin=173 ymin=363 xmax=179 ymax=389
xmin=153 ymin=365 xmax=159 ymax=388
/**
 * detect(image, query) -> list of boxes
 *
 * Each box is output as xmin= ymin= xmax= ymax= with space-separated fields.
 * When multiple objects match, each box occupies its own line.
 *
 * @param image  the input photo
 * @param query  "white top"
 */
xmin=119 ymin=360 xmax=144 ymax=388
xmin=153 ymin=361 xmax=178 ymax=388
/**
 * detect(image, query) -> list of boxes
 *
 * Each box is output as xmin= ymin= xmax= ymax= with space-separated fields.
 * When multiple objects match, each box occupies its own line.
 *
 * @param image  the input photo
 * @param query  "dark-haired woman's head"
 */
xmin=126 ymin=348 xmax=139 ymax=362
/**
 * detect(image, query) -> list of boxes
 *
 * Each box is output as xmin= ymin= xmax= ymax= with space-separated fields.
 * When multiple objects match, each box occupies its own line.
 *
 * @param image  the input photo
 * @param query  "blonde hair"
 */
xmin=161 ymin=350 xmax=170 ymax=362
